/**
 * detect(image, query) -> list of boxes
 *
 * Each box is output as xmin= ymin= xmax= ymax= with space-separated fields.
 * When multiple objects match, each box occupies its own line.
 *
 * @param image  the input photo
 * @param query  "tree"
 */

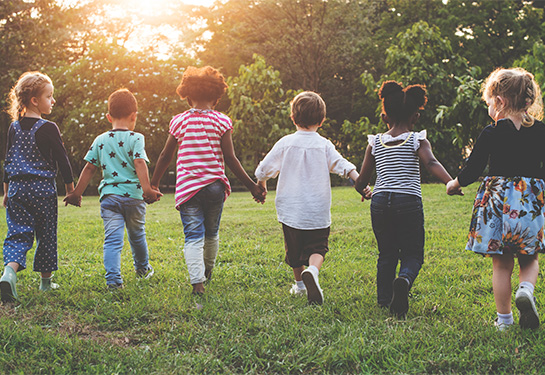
xmin=49 ymin=42 xmax=194 ymax=185
xmin=227 ymin=55 xmax=295 ymax=172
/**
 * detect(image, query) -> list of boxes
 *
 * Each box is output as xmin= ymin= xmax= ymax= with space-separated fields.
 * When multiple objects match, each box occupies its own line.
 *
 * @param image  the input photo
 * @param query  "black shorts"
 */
xmin=282 ymin=224 xmax=330 ymax=268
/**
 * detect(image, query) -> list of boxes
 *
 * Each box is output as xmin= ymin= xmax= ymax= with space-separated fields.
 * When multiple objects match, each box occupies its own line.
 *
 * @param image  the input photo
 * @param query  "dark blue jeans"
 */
xmin=371 ymin=192 xmax=424 ymax=306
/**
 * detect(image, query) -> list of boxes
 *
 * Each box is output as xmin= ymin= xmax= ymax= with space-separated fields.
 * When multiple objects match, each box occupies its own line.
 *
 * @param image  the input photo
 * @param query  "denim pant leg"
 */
xmin=180 ymin=181 xmax=225 ymax=284
xmin=371 ymin=193 xmax=399 ymax=306
xmin=371 ymin=192 xmax=424 ymax=305
xmin=101 ymin=196 xmax=125 ymax=285
xmin=396 ymin=199 xmax=424 ymax=286
xmin=32 ymin=195 xmax=58 ymax=273
xmin=123 ymin=198 xmax=149 ymax=271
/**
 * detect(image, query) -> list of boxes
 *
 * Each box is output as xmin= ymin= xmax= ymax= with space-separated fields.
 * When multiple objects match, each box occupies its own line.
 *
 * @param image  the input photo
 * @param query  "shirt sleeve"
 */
xmin=367 ymin=134 xmax=376 ymax=156
xmin=84 ymin=137 xmax=100 ymax=167
xmin=255 ymin=141 xmax=283 ymax=181
xmin=132 ymin=134 xmax=149 ymax=163
xmin=39 ymin=122 xmax=73 ymax=184
xmin=326 ymin=140 xmax=356 ymax=178
xmin=3 ymin=124 xmax=14 ymax=183
xmin=457 ymin=126 xmax=492 ymax=187
xmin=414 ymin=130 xmax=427 ymax=151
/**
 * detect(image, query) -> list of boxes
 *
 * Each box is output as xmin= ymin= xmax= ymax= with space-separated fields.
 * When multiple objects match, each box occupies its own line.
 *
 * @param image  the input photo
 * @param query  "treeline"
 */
xmin=2 ymin=0 xmax=545 ymax=189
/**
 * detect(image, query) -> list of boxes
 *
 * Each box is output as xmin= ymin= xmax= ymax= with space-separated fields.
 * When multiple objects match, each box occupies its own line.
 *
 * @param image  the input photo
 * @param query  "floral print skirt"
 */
xmin=466 ymin=176 xmax=545 ymax=256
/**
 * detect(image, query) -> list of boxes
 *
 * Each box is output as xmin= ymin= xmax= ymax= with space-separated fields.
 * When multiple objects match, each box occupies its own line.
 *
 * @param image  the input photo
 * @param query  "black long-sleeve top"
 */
xmin=3 ymin=117 xmax=73 ymax=184
xmin=458 ymin=118 xmax=545 ymax=187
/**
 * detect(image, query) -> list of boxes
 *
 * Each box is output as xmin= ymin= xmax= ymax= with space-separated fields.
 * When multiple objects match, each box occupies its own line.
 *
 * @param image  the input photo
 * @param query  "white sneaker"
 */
xmin=289 ymin=283 xmax=306 ymax=296
xmin=301 ymin=268 xmax=323 ymax=305
xmin=494 ymin=318 xmax=512 ymax=332
xmin=515 ymin=286 xmax=540 ymax=329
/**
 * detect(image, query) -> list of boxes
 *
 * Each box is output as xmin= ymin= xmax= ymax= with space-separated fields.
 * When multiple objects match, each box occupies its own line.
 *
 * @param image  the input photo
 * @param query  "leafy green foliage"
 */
xmin=49 ymin=42 xmax=193 ymax=182
xmin=227 ymin=55 xmax=295 ymax=168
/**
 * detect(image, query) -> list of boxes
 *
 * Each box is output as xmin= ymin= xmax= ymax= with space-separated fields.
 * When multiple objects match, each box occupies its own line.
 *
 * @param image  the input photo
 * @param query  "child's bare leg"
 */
xmin=192 ymin=282 xmax=205 ymax=294
xmin=7 ymin=262 xmax=19 ymax=272
xmin=519 ymin=253 xmax=539 ymax=285
xmin=308 ymin=253 xmax=324 ymax=270
xmin=293 ymin=266 xmax=305 ymax=281
xmin=492 ymin=254 xmax=514 ymax=314
xmin=41 ymin=272 xmax=52 ymax=278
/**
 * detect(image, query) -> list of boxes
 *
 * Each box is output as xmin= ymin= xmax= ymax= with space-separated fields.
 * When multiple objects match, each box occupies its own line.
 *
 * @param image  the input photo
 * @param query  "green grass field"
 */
xmin=1 ymin=184 xmax=545 ymax=374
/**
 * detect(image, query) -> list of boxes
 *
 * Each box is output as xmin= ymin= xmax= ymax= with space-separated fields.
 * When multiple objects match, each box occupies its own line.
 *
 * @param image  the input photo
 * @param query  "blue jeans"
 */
xmin=100 ymin=195 xmax=149 ymax=285
xmin=180 ymin=180 xmax=225 ymax=284
xmin=371 ymin=192 xmax=424 ymax=306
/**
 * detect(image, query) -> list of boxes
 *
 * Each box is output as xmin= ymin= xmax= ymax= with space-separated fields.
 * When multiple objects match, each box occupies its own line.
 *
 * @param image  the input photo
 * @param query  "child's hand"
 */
xmin=64 ymin=193 xmax=82 ymax=207
xmin=252 ymin=182 xmax=267 ymax=204
xmin=362 ymin=184 xmax=372 ymax=200
xmin=446 ymin=179 xmax=464 ymax=196
xmin=144 ymin=188 xmax=163 ymax=204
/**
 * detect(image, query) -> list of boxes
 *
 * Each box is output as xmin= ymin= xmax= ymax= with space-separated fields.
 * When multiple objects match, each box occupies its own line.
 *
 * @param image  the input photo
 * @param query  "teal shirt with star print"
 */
xmin=84 ymin=129 xmax=149 ymax=201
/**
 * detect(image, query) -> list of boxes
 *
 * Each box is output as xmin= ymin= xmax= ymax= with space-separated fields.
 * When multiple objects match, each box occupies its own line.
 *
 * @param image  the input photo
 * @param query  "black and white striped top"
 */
xmin=371 ymin=131 xmax=422 ymax=198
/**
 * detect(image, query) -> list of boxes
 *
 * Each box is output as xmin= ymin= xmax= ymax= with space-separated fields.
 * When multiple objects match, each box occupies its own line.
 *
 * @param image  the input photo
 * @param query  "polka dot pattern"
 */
xmin=3 ymin=120 xmax=59 ymax=272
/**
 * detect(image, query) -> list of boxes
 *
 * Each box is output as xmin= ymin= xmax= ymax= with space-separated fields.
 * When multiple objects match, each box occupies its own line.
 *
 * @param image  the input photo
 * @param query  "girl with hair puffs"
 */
xmin=355 ymin=81 xmax=460 ymax=318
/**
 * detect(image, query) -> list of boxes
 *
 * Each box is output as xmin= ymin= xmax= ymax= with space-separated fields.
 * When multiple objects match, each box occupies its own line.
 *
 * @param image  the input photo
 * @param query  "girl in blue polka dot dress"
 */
xmin=0 ymin=72 xmax=74 ymax=302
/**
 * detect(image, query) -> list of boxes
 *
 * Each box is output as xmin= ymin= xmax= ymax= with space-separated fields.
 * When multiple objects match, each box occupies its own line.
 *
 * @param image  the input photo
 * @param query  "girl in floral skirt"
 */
xmin=447 ymin=67 xmax=545 ymax=330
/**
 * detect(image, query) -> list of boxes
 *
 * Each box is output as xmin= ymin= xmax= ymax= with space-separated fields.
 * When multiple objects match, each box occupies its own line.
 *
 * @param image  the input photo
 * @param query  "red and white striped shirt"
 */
xmin=169 ymin=109 xmax=232 ymax=208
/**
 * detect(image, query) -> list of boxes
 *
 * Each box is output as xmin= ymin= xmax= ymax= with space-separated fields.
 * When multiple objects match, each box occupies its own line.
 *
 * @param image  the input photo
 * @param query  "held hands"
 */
xmin=361 ymin=184 xmax=372 ymax=201
xmin=144 ymin=186 xmax=163 ymax=204
xmin=446 ymin=179 xmax=464 ymax=196
xmin=252 ymin=181 xmax=267 ymax=204
xmin=64 ymin=192 xmax=82 ymax=207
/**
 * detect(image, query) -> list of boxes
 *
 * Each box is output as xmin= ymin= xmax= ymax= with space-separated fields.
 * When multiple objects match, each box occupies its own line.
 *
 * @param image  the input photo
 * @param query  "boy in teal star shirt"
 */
xmin=65 ymin=89 xmax=162 ymax=289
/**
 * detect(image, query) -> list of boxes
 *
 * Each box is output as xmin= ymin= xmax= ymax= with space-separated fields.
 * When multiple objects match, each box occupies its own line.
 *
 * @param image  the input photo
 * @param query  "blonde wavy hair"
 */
xmin=6 ymin=71 xmax=53 ymax=121
xmin=482 ymin=67 xmax=543 ymax=127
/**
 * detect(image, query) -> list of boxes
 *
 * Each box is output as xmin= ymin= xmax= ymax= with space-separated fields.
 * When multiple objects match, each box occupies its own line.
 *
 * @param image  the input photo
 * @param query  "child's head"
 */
xmin=176 ymin=66 xmax=228 ymax=107
xmin=379 ymin=81 xmax=427 ymax=126
xmin=7 ymin=71 xmax=53 ymax=121
xmin=290 ymin=91 xmax=327 ymax=128
xmin=482 ymin=67 xmax=543 ymax=126
xmin=108 ymin=89 xmax=138 ymax=120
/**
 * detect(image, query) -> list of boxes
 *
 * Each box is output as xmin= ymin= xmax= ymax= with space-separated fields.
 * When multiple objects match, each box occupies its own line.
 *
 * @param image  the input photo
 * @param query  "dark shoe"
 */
xmin=136 ymin=265 xmax=154 ymax=280
xmin=0 ymin=266 xmax=18 ymax=303
xmin=390 ymin=277 xmax=410 ymax=318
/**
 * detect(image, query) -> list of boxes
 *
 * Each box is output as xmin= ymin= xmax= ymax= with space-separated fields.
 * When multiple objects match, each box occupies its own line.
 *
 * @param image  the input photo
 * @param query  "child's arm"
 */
xmin=417 ymin=139 xmax=463 ymax=195
xmin=134 ymin=158 xmax=163 ymax=204
xmin=64 ymin=162 xmax=98 ymax=207
xmin=150 ymin=134 xmax=178 ymax=190
xmin=221 ymin=130 xmax=266 ymax=203
xmin=354 ymin=145 xmax=374 ymax=199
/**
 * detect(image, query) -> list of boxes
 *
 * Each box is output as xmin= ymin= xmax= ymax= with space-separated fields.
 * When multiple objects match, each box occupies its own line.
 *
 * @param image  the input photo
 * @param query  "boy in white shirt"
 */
xmin=255 ymin=91 xmax=361 ymax=305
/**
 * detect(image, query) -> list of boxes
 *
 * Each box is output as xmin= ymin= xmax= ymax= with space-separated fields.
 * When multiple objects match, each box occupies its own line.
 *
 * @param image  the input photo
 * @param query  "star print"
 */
xmin=109 ymin=151 xmax=116 ymax=158
xmin=121 ymin=161 xmax=127 ymax=168
xmin=102 ymin=164 xmax=107 ymax=170
xmin=136 ymin=184 xmax=142 ymax=190
xmin=89 ymin=158 xmax=97 ymax=164
xmin=124 ymin=193 xmax=130 ymax=197
xmin=130 ymin=132 xmax=135 ymax=136
xmin=112 ymin=183 xmax=119 ymax=188
xmin=118 ymin=141 xmax=124 ymax=147
xmin=112 ymin=171 xmax=118 ymax=177
xmin=125 ymin=180 xmax=131 ymax=183
xmin=88 ymin=146 xmax=93 ymax=151
xmin=134 ymin=152 xmax=140 ymax=158
xmin=109 ymin=132 xmax=115 ymax=138
xmin=128 ymin=151 xmax=133 ymax=157
xmin=99 ymin=144 xmax=104 ymax=150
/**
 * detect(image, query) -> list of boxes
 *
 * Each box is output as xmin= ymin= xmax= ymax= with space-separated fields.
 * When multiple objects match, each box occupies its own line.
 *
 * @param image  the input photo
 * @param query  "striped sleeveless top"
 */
xmin=371 ymin=131 xmax=423 ymax=198
xmin=169 ymin=109 xmax=233 ymax=209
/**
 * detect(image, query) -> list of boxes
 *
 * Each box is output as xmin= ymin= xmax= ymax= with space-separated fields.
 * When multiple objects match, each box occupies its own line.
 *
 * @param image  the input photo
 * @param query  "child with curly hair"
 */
xmin=447 ymin=68 xmax=545 ymax=330
xmin=151 ymin=66 xmax=265 ymax=295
